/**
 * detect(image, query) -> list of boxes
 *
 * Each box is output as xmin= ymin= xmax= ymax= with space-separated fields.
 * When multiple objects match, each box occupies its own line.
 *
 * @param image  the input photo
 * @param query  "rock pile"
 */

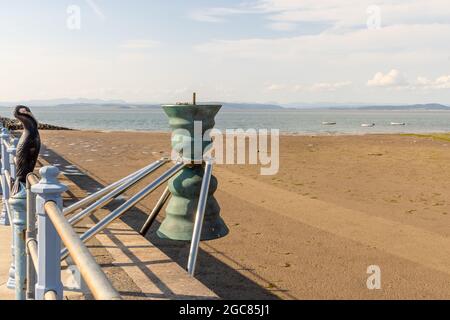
xmin=0 ymin=117 xmax=73 ymax=131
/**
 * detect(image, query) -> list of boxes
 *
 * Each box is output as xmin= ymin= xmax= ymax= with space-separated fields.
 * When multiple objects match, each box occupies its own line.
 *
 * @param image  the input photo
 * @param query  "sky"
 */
xmin=1 ymin=0 xmax=450 ymax=105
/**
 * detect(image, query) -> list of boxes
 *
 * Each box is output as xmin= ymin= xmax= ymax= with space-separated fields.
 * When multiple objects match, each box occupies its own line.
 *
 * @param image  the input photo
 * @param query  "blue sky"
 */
xmin=1 ymin=0 xmax=450 ymax=105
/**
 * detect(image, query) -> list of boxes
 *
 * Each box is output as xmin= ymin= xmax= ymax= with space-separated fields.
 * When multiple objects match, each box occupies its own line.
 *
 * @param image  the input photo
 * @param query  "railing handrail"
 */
xmin=44 ymin=201 xmax=121 ymax=300
xmin=4 ymin=169 xmax=12 ymax=189
xmin=27 ymin=173 xmax=39 ymax=187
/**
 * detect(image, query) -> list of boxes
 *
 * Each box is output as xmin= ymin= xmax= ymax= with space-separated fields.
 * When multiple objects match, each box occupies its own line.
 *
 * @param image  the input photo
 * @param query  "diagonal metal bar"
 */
xmin=187 ymin=159 xmax=214 ymax=276
xmin=63 ymin=159 xmax=167 ymax=216
xmin=61 ymin=161 xmax=185 ymax=260
xmin=139 ymin=186 xmax=171 ymax=236
xmin=68 ymin=158 xmax=168 ymax=226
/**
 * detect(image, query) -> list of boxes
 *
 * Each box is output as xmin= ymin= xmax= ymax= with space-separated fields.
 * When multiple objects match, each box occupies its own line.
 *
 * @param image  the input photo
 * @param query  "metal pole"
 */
xmin=187 ymin=160 xmax=214 ymax=276
xmin=45 ymin=201 xmax=121 ymax=300
xmin=26 ymin=174 xmax=39 ymax=299
xmin=61 ymin=162 xmax=185 ymax=260
xmin=68 ymin=158 xmax=168 ymax=226
xmin=6 ymin=139 xmax=16 ymax=289
xmin=10 ymin=186 xmax=27 ymax=299
xmin=0 ymin=128 xmax=11 ymax=226
xmin=63 ymin=160 xmax=163 ymax=216
xmin=139 ymin=186 xmax=171 ymax=236
xmin=27 ymin=240 xmax=39 ymax=274
xmin=32 ymin=166 xmax=68 ymax=300
xmin=8 ymin=138 xmax=18 ymax=180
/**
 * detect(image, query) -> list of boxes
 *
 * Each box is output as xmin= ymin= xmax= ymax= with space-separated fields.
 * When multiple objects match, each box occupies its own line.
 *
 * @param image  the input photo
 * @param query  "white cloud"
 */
xmin=268 ymin=22 xmax=296 ymax=31
xmin=191 ymin=0 xmax=450 ymax=32
xmin=120 ymin=39 xmax=160 ymax=49
xmin=266 ymin=84 xmax=287 ymax=91
xmin=367 ymin=71 xmax=450 ymax=90
xmin=415 ymin=75 xmax=450 ymax=89
xmin=189 ymin=7 xmax=253 ymax=22
xmin=268 ymin=81 xmax=352 ymax=92
xmin=310 ymin=81 xmax=352 ymax=91
xmin=196 ymin=24 xmax=450 ymax=61
xmin=367 ymin=69 xmax=407 ymax=87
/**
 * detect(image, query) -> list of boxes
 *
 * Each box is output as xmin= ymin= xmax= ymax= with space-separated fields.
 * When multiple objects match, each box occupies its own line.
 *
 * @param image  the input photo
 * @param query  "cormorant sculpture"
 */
xmin=11 ymin=105 xmax=41 ymax=195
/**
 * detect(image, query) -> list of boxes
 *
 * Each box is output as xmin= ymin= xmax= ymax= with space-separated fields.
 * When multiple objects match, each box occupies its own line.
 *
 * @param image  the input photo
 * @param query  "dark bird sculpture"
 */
xmin=11 ymin=105 xmax=41 ymax=195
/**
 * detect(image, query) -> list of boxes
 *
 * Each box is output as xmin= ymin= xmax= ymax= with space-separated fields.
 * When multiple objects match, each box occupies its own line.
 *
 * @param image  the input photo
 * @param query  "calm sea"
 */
xmin=1 ymin=106 xmax=449 ymax=135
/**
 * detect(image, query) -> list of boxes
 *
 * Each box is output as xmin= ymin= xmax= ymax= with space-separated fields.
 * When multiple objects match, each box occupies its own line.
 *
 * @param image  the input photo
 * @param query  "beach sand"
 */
xmin=38 ymin=131 xmax=450 ymax=299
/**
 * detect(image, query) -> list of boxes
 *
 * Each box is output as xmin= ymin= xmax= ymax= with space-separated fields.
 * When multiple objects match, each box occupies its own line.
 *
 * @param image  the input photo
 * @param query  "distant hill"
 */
xmin=8 ymin=101 xmax=284 ymax=110
xmin=332 ymin=103 xmax=450 ymax=111
xmin=1 ymin=99 xmax=448 ymax=111
xmin=0 ymin=98 xmax=129 ymax=107
xmin=219 ymin=102 xmax=283 ymax=110
xmin=352 ymin=103 xmax=450 ymax=111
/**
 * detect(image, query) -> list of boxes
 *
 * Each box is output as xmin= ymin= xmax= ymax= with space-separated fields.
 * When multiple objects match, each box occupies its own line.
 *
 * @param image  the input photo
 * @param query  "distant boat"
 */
xmin=361 ymin=123 xmax=375 ymax=127
xmin=390 ymin=122 xmax=406 ymax=126
xmin=322 ymin=122 xmax=337 ymax=125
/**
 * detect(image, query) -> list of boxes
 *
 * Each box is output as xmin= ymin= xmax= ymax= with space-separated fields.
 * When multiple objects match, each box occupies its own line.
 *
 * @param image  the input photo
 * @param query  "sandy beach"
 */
xmin=38 ymin=131 xmax=450 ymax=300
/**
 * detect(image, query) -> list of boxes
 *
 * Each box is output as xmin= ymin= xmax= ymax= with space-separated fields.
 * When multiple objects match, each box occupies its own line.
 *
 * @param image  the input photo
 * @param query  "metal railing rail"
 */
xmin=26 ymin=173 xmax=39 ymax=299
xmin=45 ymin=201 xmax=121 ymax=300
xmin=0 ymin=126 xmax=19 ymax=293
xmin=187 ymin=158 xmax=214 ymax=276
xmin=27 ymin=166 xmax=123 ymax=300
xmin=1 ymin=118 xmax=213 ymax=299
xmin=61 ymin=161 xmax=185 ymax=260
xmin=0 ymin=124 xmax=127 ymax=300
xmin=63 ymin=160 xmax=163 ymax=216
xmin=68 ymin=158 xmax=168 ymax=226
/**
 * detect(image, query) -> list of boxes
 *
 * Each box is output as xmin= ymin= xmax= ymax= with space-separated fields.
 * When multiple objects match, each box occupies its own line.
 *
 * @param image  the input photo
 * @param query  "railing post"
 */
xmin=8 ymin=138 xmax=18 ymax=181
xmin=26 ymin=176 xmax=37 ymax=300
xmin=0 ymin=128 xmax=11 ymax=226
xmin=0 ymin=124 xmax=3 ymax=197
xmin=31 ymin=166 xmax=68 ymax=300
xmin=9 ymin=186 xmax=27 ymax=300
xmin=5 ymin=135 xmax=17 ymax=289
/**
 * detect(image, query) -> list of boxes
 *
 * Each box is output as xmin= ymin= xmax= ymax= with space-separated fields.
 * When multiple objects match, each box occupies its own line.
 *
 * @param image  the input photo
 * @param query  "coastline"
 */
xmin=65 ymin=128 xmax=450 ymax=138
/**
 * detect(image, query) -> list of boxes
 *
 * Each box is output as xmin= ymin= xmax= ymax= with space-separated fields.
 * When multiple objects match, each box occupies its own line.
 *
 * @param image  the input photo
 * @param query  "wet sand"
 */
xmin=39 ymin=131 xmax=450 ymax=299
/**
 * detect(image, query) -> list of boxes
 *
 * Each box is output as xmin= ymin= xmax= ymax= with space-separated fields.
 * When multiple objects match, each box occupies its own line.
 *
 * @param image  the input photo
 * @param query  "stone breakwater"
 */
xmin=0 ymin=116 xmax=73 ymax=131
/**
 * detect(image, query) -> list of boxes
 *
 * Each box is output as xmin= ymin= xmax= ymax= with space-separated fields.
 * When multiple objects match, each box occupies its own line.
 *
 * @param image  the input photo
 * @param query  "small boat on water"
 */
xmin=361 ymin=123 xmax=375 ymax=127
xmin=322 ymin=122 xmax=337 ymax=125
xmin=390 ymin=122 xmax=406 ymax=126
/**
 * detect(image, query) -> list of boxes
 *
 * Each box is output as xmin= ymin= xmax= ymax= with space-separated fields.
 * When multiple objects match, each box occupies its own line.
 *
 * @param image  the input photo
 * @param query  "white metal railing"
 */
xmin=1 ymin=120 xmax=214 ymax=300
xmin=0 ymin=125 xmax=122 ymax=300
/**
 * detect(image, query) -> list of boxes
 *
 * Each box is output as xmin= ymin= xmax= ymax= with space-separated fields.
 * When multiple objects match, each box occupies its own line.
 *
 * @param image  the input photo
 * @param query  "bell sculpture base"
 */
xmin=157 ymin=103 xmax=229 ymax=241
xmin=157 ymin=165 xmax=228 ymax=241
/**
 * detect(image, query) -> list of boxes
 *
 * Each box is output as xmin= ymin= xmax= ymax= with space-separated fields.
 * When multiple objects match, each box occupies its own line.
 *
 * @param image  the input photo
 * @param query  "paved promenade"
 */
xmin=0 ymin=224 xmax=14 ymax=300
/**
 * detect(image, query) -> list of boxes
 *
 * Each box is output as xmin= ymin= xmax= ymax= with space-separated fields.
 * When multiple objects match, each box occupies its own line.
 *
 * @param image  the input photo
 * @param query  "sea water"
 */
xmin=0 ymin=106 xmax=448 ymax=135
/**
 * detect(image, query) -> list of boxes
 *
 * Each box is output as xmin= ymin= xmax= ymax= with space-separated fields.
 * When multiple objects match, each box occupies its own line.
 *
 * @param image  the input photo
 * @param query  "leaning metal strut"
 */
xmin=187 ymin=159 xmax=214 ymax=276
xmin=139 ymin=186 xmax=171 ymax=236
xmin=68 ymin=158 xmax=169 ymax=226
xmin=60 ymin=161 xmax=186 ymax=260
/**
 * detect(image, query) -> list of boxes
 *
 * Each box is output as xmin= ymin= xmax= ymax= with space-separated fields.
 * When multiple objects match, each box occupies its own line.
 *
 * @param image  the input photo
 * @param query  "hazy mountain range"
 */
xmin=0 ymin=99 xmax=449 ymax=111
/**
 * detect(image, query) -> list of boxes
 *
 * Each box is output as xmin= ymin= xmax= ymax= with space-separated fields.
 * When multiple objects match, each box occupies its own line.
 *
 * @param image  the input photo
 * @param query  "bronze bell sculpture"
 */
xmin=157 ymin=94 xmax=229 ymax=241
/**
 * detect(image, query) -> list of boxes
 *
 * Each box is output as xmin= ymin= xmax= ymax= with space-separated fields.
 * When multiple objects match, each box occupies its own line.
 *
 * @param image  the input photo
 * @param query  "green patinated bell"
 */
xmin=157 ymin=104 xmax=229 ymax=241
